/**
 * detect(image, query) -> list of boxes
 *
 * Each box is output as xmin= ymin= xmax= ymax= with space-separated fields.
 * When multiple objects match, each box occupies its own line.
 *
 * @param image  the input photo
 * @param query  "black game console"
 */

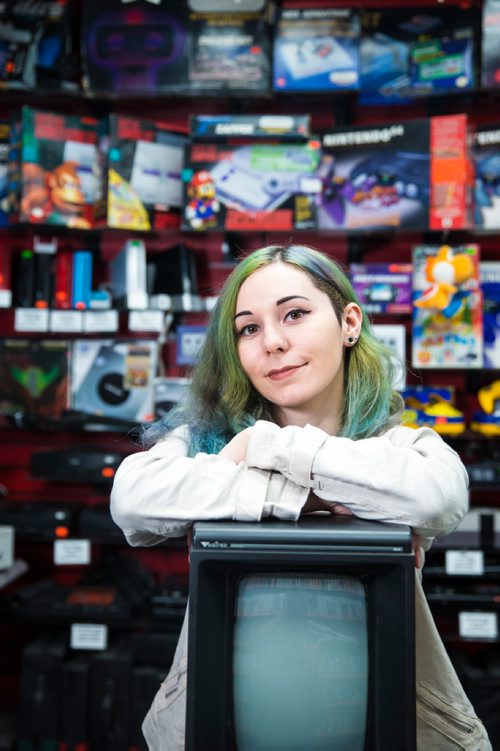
xmin=30 ymin=446 xmax=126 ymax=484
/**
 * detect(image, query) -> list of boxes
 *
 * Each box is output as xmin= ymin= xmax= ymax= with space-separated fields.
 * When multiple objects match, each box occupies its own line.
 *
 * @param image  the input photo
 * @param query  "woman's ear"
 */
xmin=343 ymin=303 xmax=363 ymax=345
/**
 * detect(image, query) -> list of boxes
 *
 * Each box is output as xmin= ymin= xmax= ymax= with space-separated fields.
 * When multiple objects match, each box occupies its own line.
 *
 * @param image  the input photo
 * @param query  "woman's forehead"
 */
xmin=237 ymin=263 xmax=317 ymax=301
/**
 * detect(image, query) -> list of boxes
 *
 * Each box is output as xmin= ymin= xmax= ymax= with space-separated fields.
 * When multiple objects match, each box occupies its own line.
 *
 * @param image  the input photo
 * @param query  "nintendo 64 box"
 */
xmin=318 ymin=114 xmax=473 ymax=232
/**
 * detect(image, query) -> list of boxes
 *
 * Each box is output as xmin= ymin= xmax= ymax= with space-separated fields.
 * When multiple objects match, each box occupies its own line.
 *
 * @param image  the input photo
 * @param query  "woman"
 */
xmin=111 ymin=244 xmax=491 ymax=750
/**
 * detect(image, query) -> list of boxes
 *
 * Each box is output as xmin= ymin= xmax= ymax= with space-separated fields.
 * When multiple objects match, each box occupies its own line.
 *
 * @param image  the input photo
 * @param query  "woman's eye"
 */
xmin=285 ymin=308 xmax=308 ymax=321
xmin=238 ymin=323 xmax=258 ymax=337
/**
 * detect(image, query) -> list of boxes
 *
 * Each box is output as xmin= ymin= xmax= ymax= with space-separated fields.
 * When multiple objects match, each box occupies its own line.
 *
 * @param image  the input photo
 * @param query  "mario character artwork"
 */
xmin=20 ymin=161 xmax=92 ymax=229
xmin=185 ymin=170 xmax=219 ymax=230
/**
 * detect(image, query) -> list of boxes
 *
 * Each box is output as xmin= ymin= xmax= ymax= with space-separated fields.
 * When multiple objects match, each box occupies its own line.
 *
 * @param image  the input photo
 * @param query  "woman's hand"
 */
xmin=302 ymin=491 xmax=354 ymax=516
xmin=218 ymin=427 xmax=254 ymax=464
xmin=412 ymin=532 xmax=424 ymax=569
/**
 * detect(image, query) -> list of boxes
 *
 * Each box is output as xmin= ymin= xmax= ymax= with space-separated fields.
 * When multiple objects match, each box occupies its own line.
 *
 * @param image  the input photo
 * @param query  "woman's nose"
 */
xmin=263 ymin=326 xmax=288 ymax=353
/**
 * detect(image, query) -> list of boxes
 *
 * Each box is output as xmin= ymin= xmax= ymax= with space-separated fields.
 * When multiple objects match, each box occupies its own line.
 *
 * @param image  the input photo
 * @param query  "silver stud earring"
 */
xmin=347 ymin=336 xmax=357 ymax=344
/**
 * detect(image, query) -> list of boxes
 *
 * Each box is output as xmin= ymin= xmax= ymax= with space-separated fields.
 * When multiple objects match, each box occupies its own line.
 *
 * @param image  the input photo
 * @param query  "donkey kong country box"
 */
xmin=9 ymin=106 xmax=104 ymax=229
xmin=182 ymin=114 xmax=322 ymax=232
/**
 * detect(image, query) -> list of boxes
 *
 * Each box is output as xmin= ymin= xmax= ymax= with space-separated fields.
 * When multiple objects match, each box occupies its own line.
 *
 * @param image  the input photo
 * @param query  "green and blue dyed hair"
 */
xmin=142 ymin=244 xmax=404 ymax=455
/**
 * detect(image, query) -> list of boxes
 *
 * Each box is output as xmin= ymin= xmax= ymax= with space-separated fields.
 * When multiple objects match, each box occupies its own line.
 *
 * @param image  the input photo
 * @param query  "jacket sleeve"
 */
xmin=110 ymin=426 xmax=308 ymax=547
xmin=245 ymin=421 xmax=469 ymax=540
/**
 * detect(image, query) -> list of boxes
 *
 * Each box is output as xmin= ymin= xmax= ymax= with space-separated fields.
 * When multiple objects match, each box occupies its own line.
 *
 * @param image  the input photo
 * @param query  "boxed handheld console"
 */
xmin=350 ymin=263 xmax=412 ymax=315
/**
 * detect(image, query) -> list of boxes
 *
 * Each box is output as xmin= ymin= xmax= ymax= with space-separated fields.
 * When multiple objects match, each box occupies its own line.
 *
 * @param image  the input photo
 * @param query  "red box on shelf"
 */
xmin=429 ymin=114 xmax=474 ymax=231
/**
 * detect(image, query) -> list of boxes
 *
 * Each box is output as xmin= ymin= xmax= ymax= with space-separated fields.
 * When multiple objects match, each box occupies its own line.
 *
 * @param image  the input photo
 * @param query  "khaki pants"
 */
xmin=142 ymin=581 xmax=492 ymax=751
xmin=415 ymin=576 xmax=492 ymax=750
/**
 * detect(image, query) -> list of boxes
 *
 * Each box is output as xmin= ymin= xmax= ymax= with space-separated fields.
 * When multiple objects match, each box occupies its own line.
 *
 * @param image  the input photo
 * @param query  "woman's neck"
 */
xmin=273 ymin=405 xmax=341 ymax=436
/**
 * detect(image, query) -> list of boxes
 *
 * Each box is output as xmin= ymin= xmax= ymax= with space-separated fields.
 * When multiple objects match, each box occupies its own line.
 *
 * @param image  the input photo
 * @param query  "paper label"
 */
xmin=445 ymin=550 xmax=484 ymax=576
xmin=70 ymin=623 xmax=108 ymax=650
xmin=14 ymin=308 xmax=49 ymax=332
xmin=459 ymin=612 xmax=498 ymax=640
xmin=54 ymin=539 xmax=91 ymax=566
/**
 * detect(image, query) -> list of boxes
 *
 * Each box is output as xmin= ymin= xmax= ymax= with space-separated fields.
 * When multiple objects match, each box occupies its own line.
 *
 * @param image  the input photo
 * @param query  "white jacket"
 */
xmin=110 ymin=421 xmax=491 ymax=750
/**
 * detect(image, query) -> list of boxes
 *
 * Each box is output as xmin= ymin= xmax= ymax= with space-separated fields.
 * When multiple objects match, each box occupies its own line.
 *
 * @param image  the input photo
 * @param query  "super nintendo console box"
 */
xmin=183 ymin=114 xmax=322 ymax=232
xmin=107 ymin=114 xmax=187 ymax=231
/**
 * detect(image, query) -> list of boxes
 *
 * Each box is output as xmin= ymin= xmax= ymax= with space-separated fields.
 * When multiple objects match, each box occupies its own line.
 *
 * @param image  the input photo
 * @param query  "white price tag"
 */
xmin=299 ymin=176 xmax=322 ymax=193
xmin=180 ymin=293 xmax=193 ymax=312
xmin=14 ymin=308 xmax=49 ymax=332
xmin=54 ymin=539 xmax=91 ymax=566
xmin=83 ymin=309 xmax=119 ymax=332
xmin=0 ymin=526 xmax=14 ymax=570
xmin=459 ymin=612 xmax=498 ymax=640
xmin=70 ymin=623 xmax=108 ymax=651
xmin=445 ymin=550 xmax=484 ymax=576
xmin=129 ymin=309 xmax=164 ymax=332
xmin=49 ymin=310 xmax=83 ymax=333
xmin=0 ymin=289 xmax=12 ymax=307
xmin=204 ymin=296 xmax=218 ymax=312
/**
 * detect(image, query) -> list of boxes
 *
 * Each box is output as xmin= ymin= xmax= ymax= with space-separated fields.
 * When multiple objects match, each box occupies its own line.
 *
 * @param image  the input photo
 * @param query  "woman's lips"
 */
xmin=267 ymin=364 xmax=305 ymax=381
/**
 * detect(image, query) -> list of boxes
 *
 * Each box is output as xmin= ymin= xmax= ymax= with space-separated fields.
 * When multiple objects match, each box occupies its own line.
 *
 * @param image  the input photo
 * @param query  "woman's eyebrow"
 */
xmin=234 ymin=309 xmax=252 ymax=320
xmin=234 ymin=295 xmax=310 ymax=320
xmin=276 ymin=295 xmax=309 ymax=306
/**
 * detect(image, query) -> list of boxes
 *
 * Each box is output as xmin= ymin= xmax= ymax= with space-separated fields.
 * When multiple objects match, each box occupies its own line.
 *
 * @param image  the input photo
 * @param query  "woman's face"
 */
xmin=234 ymin=262 xmax=361 ymax=428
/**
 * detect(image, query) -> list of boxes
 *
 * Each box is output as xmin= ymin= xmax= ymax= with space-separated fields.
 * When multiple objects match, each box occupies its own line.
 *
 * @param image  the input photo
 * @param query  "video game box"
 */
xmin=318 ymin=115 xmax=473 ymax=232
xmin=183 ymin=114 xmax=321 ymax=232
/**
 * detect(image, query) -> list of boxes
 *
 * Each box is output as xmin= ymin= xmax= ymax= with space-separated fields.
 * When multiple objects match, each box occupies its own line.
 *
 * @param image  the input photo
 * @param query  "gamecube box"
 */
xmin=182 ymin=114 xmax=322 ymax=232
xmin=71 ymin=339 xmax=157 ymax=422
xmin=318 ymin=114 xmax=473 ymax=231
xmin=107 ymin=114 xmax=188 ymax=231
